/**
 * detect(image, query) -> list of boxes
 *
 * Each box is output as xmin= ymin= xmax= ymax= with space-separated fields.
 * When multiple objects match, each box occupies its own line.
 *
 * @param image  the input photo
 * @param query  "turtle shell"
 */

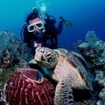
xmin=32 ymin=47 xmax=92 ymax=90
xmin=29 ymin=47 xmax=93 ymax=104
xmin=53 ymin=48 xmax=92 ymax=90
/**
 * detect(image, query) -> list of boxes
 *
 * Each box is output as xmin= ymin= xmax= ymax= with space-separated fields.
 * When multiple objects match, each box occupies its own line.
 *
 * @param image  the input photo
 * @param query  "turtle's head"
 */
xmin=34 ymin=47 xmax=58 ymax=69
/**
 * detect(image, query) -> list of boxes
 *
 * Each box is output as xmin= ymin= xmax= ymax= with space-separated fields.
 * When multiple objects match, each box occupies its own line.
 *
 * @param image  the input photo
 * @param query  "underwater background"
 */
xmin=0 ymin=0 xmax=105 ymax=50
xmin=1 ymin=0 xmax=105 ymax=105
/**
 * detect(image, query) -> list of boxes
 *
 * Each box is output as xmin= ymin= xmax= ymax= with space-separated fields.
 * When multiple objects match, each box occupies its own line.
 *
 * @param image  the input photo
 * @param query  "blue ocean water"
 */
xmin=0 ymin=0 xmax=105 ymax=50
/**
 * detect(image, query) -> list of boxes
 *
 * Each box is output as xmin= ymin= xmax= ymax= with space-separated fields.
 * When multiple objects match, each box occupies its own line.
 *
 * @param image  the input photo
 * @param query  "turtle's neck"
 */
xmin=43 ymin=67 xmax=54 ymax=77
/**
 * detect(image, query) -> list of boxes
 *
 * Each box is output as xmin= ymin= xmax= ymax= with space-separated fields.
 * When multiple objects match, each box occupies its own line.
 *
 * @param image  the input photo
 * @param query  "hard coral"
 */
xmin=5 ymin=68 xmax=55 ymax=105
xmin=74 ymin=31 xmax=105 ymax=71
xmin=95 ymin=71 xmax=105 ymax=86
xmin=0 ymin=30 xmax=33 ymax=65
xmin=86 ymin=31 xmax=99 ymax=44
xmin=97 ymin=88 xmax=105 ymax=105
xmin=1 ymin=48 xmax=14 ymax=68
xmin=0 ymin=90 xmax=6 ymax=105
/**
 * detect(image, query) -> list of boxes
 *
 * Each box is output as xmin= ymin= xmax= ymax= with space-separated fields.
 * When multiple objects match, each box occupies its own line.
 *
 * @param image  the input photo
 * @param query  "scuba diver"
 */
xmin=21 ymin=8 xmax=73 ymax=54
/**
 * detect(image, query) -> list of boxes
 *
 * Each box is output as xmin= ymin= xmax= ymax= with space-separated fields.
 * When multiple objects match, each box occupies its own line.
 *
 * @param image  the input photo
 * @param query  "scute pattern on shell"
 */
xmin=54 ymin=77 xmax=74 ymax=105
xmin=54 ymin=48 xmax=92 ymax=90
xmin=5 ymin=68 xmax=55 ymax=105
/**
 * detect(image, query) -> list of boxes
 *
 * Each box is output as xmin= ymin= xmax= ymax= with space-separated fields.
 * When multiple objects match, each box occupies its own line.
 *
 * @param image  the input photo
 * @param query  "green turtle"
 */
xmin=29 ymin=47 xmax=93 ymax=105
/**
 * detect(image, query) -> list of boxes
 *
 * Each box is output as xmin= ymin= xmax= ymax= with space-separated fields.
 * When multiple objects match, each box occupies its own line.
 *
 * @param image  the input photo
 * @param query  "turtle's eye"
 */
xmin=41 ymin=51 xmax=44 ymax=53
xmin=46 ymin=54 xmax=51 ymax=57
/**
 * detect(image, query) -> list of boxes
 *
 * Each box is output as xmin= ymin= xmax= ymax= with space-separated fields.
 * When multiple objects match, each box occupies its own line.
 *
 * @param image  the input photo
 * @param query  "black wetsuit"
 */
xmin=23 ymin=17 xmax=63 ymax=50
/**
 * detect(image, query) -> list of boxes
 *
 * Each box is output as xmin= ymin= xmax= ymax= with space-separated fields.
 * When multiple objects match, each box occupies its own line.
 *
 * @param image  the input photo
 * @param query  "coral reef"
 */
xmin=5 ymin=68 xmax=55 ymax=105
xmin=1 ymin=48 xmax=14 ymax=68
xmin=0 ymin=90 xmax=6 ymax=105
xmin=74 ymin=30 xmax=105 ymax=105
xmin=95 ymin=71 xmax=105 ymax=87
xmin=0 ymin=30 xmax=33 ymax=62
xmin=1 ymin=29 xmax=105 ymax=104
xmin=74 ymin=31 xmax=105 ymax=72
xmin=0 ymin=30 xmax=34 ymax=105
xmin=97 ymin=88 xmax=105 ymax=104
xmin=0 ymin=30 xmax=33 ymax=89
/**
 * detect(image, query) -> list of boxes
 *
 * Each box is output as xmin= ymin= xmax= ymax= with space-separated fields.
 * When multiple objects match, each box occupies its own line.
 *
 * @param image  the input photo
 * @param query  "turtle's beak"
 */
xmin=34 ymin=50 xmax=43 ymax=62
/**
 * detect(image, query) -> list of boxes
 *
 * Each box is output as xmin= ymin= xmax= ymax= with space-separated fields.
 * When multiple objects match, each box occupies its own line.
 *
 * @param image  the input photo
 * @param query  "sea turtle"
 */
xmin=29 ymin=47 xmax=93 ymax=105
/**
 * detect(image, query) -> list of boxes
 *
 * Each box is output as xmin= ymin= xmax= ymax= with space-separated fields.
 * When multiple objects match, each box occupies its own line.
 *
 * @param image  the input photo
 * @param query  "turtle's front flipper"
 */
xmin=54 ymin=79 xmax=74 ymax=105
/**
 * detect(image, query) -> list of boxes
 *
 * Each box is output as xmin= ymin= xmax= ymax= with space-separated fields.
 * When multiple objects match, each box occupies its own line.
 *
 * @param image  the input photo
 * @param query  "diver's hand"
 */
xmin=33 ymin=41 xmax=42 ymax=48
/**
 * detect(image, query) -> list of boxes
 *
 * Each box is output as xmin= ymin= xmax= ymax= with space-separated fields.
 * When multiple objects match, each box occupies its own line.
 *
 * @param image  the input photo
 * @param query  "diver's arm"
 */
xmin=56 ymin=20 xmax=63 ymax=35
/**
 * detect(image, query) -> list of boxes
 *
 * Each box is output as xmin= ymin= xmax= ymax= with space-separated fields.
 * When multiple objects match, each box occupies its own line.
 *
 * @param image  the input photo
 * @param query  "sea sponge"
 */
xmin=5 ymin=68 xmax=55 ymax=105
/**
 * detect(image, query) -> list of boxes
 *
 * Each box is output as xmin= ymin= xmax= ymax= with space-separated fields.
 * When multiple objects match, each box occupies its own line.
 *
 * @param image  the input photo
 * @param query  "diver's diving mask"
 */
xmin=27 ymin=21 xmax=44 ymax=32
